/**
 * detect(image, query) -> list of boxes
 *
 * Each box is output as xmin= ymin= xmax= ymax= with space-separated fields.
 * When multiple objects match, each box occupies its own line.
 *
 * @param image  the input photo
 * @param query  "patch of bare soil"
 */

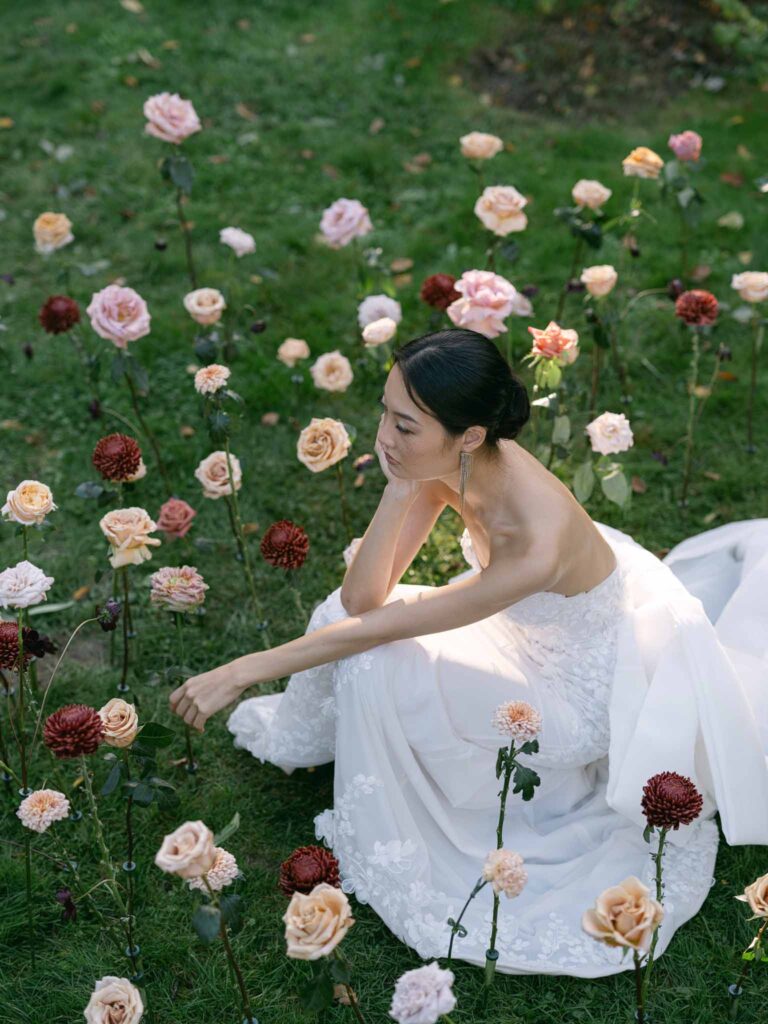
xmin=465 ymin=0 xmax=741 ymax=120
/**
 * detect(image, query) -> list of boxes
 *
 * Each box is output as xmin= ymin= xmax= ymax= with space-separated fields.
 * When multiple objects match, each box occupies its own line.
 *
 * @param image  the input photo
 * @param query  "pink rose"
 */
xmin=143 ymin=92 xmax=201 ymax=145
xmin=527 ymin=321 xmax=580 ymax=363
xmin=668 ymin=130 xmax=702 ymax=163
xmin=157 ymin=497 xmax=197 ymax=539
xmin=446 ymin=269 xmax=517 ymax=339
xmin=320 ymin=198 xmax=373 ymax=249
xmin=87 ymin=285 xmax=151 ymax=348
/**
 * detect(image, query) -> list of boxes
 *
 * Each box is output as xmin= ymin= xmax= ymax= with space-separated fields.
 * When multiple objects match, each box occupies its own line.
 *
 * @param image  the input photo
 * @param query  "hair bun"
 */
xmin=491 ymin=377 xmax=530 ymax=442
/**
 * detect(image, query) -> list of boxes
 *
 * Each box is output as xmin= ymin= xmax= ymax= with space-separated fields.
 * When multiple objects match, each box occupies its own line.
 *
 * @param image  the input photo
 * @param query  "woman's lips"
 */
xmin=385 ymin=452 xmax=399 ymax=465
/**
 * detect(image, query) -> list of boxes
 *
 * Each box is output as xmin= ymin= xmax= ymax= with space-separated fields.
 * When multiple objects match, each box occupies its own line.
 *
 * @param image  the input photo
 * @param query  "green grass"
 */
xmin=1 ymin=1 xmax=767 ymax=1021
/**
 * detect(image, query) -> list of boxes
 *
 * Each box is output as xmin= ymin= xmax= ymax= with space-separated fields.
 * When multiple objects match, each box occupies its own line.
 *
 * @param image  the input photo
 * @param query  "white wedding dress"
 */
xmin=227 ymin=520 xmax=768 ymax=977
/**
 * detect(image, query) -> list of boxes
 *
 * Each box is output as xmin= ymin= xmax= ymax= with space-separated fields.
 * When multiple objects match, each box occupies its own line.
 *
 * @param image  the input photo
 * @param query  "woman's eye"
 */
xmin=396 ymin=425 xmax=411 ymax=435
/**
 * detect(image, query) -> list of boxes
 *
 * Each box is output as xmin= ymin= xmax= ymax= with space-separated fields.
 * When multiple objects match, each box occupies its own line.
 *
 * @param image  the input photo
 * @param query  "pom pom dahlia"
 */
xmin=641 ymin=771 xmax=703 ymax=830
xmin=44 ymin=704 xmax=105 ymax=759
xmin=260 ymin=520 xmax=310 ymax=571
xmin=279 ymin=845 xmax=341 ymax=896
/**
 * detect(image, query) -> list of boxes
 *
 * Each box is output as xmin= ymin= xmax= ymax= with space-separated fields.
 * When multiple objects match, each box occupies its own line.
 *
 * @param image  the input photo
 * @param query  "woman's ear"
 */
xmin=463 ymin=426 xmax=487 ymax=453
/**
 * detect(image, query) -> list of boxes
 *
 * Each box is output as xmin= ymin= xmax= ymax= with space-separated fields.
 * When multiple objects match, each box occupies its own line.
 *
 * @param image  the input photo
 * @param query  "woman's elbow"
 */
xmin=340 ymin=593 xmax=382 ymax=616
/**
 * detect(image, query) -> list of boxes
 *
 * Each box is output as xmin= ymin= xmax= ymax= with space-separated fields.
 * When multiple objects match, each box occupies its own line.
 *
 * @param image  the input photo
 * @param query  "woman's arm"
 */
xmin=169 ymin=539 xmax=558 ymax=731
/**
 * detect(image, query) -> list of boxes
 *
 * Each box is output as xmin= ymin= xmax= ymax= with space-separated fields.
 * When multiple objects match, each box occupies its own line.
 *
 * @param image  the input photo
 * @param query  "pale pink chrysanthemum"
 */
xmin=194 ymin=363 xmax=231 ymax=395
xmin=187 ymin=846 xmax=240 ymax=892
xmin=149 ymin=565 xmax=209 ymax=613
xmin=492 ymin=700 xmax=542 ymax=742
xmin=17 ymin=789 xmax=71 ymax=833
xmin=482 ymin=848 xmax=528 ymax=898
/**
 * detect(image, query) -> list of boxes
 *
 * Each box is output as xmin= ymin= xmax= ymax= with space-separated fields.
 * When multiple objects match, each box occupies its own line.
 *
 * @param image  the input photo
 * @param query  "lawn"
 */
xmin=1 ymin=1 xmax=767 ymax=1022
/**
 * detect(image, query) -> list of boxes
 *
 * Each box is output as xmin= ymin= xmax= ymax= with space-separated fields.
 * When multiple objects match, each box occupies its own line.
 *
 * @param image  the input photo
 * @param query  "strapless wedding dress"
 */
xmin=227 ymin=520 xmax=768 ymax=977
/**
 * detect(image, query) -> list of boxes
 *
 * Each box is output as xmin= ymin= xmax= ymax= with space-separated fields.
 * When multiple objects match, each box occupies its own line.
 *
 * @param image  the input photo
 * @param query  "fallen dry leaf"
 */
xmin=137 ymin=48 xmax=161 ymax=69
xmin=1 ymin=419 xmax=25 ymax=430
xmin=738 ymin=251 xmax=753 ymax=265
xmin=123 ymin=75 xmax=139 ymax=88
xmin=393 ymin=272 xmax=413 ymax=288
xmin=405 ymin=56 xmax=421 ymax=68
xmin=261 ymin=412 xmax=280 ymax=426
xmin=72 ymin=586 xmax=91 ymax=601
xmin=368 ymin=117 xmax=385 ymax=135
xmin=120 ymin=0 xmax=144 ymax=12
xmin=207 ymin=154 xmax=229 ymax=164
xmin=630 ymin=476 xmax=647 ymax=494
xmin=703 ymin=471 xmax=721 ymax=481
xmin=179 ymin=425 xmax=195 ymax=438
xmin=690 ymin=264 xmax=711 ymax=282
xmin=353 ymin=473 xmax=365 ymax=488
xmin=242 ymin=522 xmax=260 ymax=536
xmin=720 ymin=171 xmax=744 ymax=188
xmin=235 ymin=101 xmax=257 ymax=121
xmin=390 ymin=257 xmax=413 ymax=273
xmin=717 ymin=370 xmax=738 ymax=381
xmin=702 ymin=510 xmax=721 ymax=524
xmin=322 ymin=163 xmax=339 ymax=179
xmin=737 ymin=144 xmax=753 ymax=160
xmin=692 ymin=385 xmax=712 ymax=398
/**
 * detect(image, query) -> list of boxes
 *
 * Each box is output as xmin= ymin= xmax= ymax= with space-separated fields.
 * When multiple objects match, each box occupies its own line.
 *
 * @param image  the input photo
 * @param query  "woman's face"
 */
xmin=376 ymin=364 xmax=463 ymax=480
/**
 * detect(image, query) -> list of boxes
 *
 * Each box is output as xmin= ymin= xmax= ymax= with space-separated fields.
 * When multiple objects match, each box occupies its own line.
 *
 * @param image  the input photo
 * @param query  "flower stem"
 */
xmin=335 ymin=462 xmax=354 ymax=544
xmin=746 ymin=312 xmax=763 ymax=454
xmin=485 ymin=738 xmax=517 ymax=986
xmin=202 ymin=875 xmax=254 ymax=1022
xmin=556 ymin=236 xmax=584 ymax=321
xmin=634 ymin=949 xmax=646 ymax=1024
xmin=174 ymin=613 xmax=197 ymax=773
xmin=680 ymin=328 xmax=700 ymax=507
xmin=29 ymin=617 xmax=97 ymax=754
xmin=730 ymin=918 xmax=768 ymax=1018
xmin=642 ymin=827 xmax=667 ymax=1001
xmin=176 ymin=186 xmax=198 ymax=290
xmin=333 ymin=948 xmax=368 ymax=1024
xmin=447 ymin=876 xmax=488 ymax=962
xmin=123 ymin=369 xmax=172 ymax=491
xmin=118 ymin=569 xmax=131 ymax=694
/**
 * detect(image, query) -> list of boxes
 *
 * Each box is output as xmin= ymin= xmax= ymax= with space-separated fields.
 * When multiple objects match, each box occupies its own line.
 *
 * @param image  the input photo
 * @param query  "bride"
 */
xmin=170 ymin=328 xmax=768 ymax=978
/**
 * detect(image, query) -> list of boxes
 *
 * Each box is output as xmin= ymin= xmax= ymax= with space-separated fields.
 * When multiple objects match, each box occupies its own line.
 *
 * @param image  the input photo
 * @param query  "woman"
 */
xmin=170 ymin=328 xmax=768 ymax=978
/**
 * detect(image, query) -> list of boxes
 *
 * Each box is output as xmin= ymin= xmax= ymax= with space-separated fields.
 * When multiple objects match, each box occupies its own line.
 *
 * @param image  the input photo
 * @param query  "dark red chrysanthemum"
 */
xmin=92 ymin=434 xmax=142 ymax=482
xmin=419 ymin=273 xmax=460 ymax=311
xmin=260 ymin=520 xmax=309 ymax=571
xmin=0 ymin=622 xmax=55 ymax=670
xmin=278 ymin=845 xmax=341 ymax=896
xmin=38 ymin=295 xmax=81 ymax=334
xmin=641 ymin=771 xmax=704 ymax=830
xmin=675 ymin=290 xmax=719 ymax=327
xmin=43 ymin=704 xmax=105 ymax=759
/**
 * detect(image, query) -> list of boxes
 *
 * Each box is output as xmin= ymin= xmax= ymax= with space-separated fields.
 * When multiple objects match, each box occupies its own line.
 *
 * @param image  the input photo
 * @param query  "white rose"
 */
xmin=580 ymin=265 xmax=618 ymax=298
xmin=586 ymin=412 xmax=634 ymax=455
xmin=0 ymin=560 xmax=54 ymax=609
xmin=572 ymin=179 xmax=612 ymax=210
xmin=731 ymin=271 xmax=768 ymax=304
xmin=362 ymin=317 xmax=397 ymax=347
xmin=219 ymin=226 xmax=255 ymax=257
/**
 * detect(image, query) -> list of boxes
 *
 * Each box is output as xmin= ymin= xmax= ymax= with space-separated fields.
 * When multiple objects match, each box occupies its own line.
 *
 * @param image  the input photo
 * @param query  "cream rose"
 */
xmin=155 ymin=820 xmax=217 ymax=879
xmin=474 ymin=185 xmax=528 ymax=236
xmin=572 ymin=179 xmax=612 ymax=210
xmin=143 ymin=91 xmax=201 ymax=145
xmin=731 ymin=271 xmax=768 ymax=304
xmin=297 ymin=418 xmax=351 ymax=473
xmin=2 ymin=480 xmax=57 ymax=526
xmin=362 ymin=316 xmax=397 ymax=347
xmin=194 ymin=450 xmax=242 ymax=499
xmin=581 ymin=876 xmax=664 ymax=952
xmin=33 ymin=212 xmax=73 ymax=254
xmin=319 ymin=197 xmax=373 ymax=249
xmin=736 ymin=872 xmax=768 ymax=918
xmin=98 ymin=698 xmax=139 ymax=749
xmin=621 ymin=146 xmax=664 ymax=180
xmin=183 ymin=287 xmax=226 ymax=326
xmin=84 ymin=976 xmax=144 ymax=1024
xmin=283 ymin=882 xmax=355 ymax=960
xmin=586 ymin=411 xmax=634 ymax=456
xmin=310 ymin=351 xmax=354 ymax=392
xmin=99 ymin=508 xmax=161 ymax=569
xmin=194 ymin=363 xmax=230 ymax=394
xmin=460 ymin=131 xmax=503 ymax=160
xmin=277 ymin=337 xmax=310 ymax=367
xmin=580 ymin=264 xmax=618 ymax=298
xmin=219 ymin=226 xmax=255 ymax=257
xmin=87 ymin=285 xmax=151 ymax=348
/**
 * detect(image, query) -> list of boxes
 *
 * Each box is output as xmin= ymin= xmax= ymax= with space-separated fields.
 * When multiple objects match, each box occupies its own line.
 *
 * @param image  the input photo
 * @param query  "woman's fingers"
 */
xmin=169 ymin=681 xmax=187 ymax=708
xmin=174 ymin=695 xmax=192 ymax=719
xmin=191 ymin=710 xmax=207 ymax=733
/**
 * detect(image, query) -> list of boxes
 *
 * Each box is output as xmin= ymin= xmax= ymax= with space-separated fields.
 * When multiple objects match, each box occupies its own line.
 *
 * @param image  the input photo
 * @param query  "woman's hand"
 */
xmin=169 ymin=666 xmax=246 ymax=732
xmin=374 ymin=428 xmax=422 ymax=503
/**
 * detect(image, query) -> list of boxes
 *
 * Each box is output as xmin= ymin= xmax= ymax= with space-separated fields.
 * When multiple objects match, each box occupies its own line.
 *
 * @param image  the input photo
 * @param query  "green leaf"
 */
xmin=551 ymin=415 xmax=571 ymax=446
xmin=207 ymin=410 xmax=231 ymax=442
xmin=125 ymin=356 xmax=149 ymax=394
xmin=499 ymin=241 xmax=520 ymax=263
xmin=601 ymin=469 xmax=630 ymax=507
xmin=298 ymin=964 xmax=335 ymax=1012
xmin=518 ymin=739 xmax=539 ymax=756
xmin=573 ymin=460 xmax=596 ymax=504
xmin=131 ymin=782 xmax=155 ymax=806
xmin=214 ymin=811 xmax=241 ymax=847
xmin=577 ymin=221 xmax=602 ymax=249
xmin=495 ymin=747 xmax=506 ymax=780
xmin=111 ymin=352 xmax=127 ymax=383
xmin=100 ymin=761 xmax=122 ymax=797
xmin=161 ymin=154 xmax=195 ymax=194
xmin=330 ymin=958 xmax=353 ymax=985
xmin=643 ymin=824 xmax=654 ymax=844
xmin=75 ymin=481 xmax=105 ymax=500
xmin=512 ymin=764 xmax=541 ymax=802
xmin=136 ymin=722 xmax=174 ymax=748
xmin=219 ymin=894 xmax=243 ymax=933
xmin=192 ymin=904 xmax=222 ymax=945
xmin=28 ymin=601 xmax=75 ymax=616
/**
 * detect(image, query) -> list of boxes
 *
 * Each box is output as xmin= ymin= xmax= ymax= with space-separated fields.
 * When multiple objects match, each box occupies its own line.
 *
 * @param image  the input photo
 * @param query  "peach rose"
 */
xmin=668 ymin=130 xmax=702 ymax=162
xmin=277 ymin=337 xmax=311 ymax=367
xmin=84 ymin=976 xmax=144 ymax=1024
xmin=586 ymin=411 xmax=634 ymax=455
xmin=736 ymin=872 xmax=768 ymax=918
xmin=183 ymin=287 xmax=226 ymax=326
xmin=194 ymin=450 xmax=242 ymax=499
xmin=155 ymin=819 xmax=217 ymax=879
xmin=474 ymin=185 xmax=528 ymax=236
xmin=310 ymin=351 xmax=354 ymax=393
xmin=320 ymin=197 xmax=373 ymax=249
xmin=99 ymin=507 xmax=161 ymax=569
xmin=194 ymin=363 xmax=230 ymax=395
xmin=283 ymin=882 xmax=355 ymax=960
xmin=447 ymin=269 xmax=517 ymax=339
xmin=581 ymin=875 xmax=664 ymax=952
xmin=297 ymin=417 xmax=351 ymax=473
xmin=87 ymin=285 xmax=151 ymax=348
xmin=143 ymin=91 xmax=201 ymax=145
xmin=33 ymin=212 xmax=73 ymax=254
xmin=16 ymin=789 xmax=71 ymax=833
xmin=622 ymin=146 xmax=664 ymax=180
xmin=580 ymin=264 xmax=618 ymax=298
xmin=731 ymin=271 xmax=768 ymax=304
xmin=482 ymin=849 xmax=527 ymax=898
xmin=571 ymin=179 xmax=612 ymax=210
xmin=362 ymin=316 xmax=397 ymax=347
xmin=2 ymin=480 xmax=57 ymax=526
xmin=460 ymin=131 xmax=503 ymax=160
xmin=219 ymin=226 xmax=255 ymax=257
xmin=528 ymin=321 xmax=580 ymax=364
xmin=98 ymin=698 xmax=139 ymax=749
xmin=156 ymin=498 xmax=196 ymax=539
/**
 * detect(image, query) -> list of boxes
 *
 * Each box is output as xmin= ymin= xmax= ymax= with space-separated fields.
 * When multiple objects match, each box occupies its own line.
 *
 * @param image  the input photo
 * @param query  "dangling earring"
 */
xmin=458 ymin=450 xmax=473 ymax=519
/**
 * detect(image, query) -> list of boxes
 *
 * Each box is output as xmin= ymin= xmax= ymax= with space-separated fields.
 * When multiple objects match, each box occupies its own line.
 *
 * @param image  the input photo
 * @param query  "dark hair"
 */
xmin=392 ymin=328 xmax=530 ymax=452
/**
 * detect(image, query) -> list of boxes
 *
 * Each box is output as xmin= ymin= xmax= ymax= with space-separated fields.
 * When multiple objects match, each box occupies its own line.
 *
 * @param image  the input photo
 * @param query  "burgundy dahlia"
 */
xmin=92 ymin=434 xmax=142 ymax=482
xmin=279 ymin=845 xmax=341 ymax=896
xmin=39 ymin=295 xmax=81 ymax=334
xmin=419 ymin=273 xmax=460 ymax=311
xmin=674 ymin=289 xmax=719 ymax=328
xmin=641 ymin=771 xmax=703 ymax=830
xmin=260 ymin=520 xmax=310 ymax=571
xmin=0 ymin=622 xmax=55 ymax=670
xmin=43 ymin=704 xmax=105 ymax=759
